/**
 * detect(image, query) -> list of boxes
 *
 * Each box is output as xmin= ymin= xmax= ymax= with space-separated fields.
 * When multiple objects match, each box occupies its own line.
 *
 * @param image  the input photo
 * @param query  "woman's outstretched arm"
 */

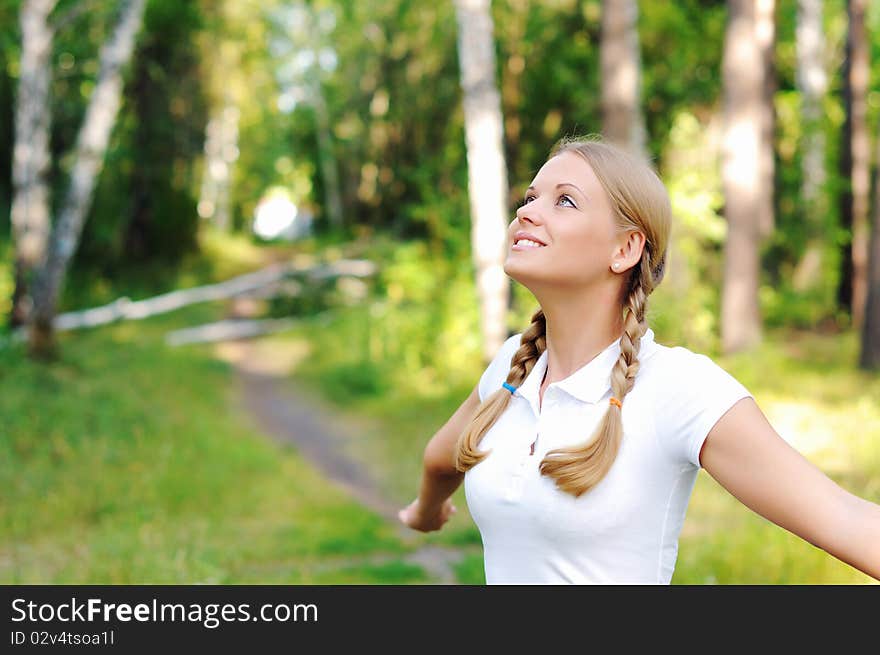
xmin=398 ymin=385 xmax=482 ymax=532
xmin=700 ymin=397 xmax=880 ymax=581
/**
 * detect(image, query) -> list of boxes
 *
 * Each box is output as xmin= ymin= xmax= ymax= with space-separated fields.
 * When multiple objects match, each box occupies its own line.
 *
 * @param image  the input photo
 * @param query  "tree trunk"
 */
xmin=28 ymin=0 xmax=147 ymax=358
xmin=9 ymin=0 xmax=58 ymax=328
xmin=861 ymin=121 xmax=880 ymax=369
xmin=453 ymin=0 xmax=511 ymax=363
xmin=720 ymin=0 xmax=763 ymax=354
xmin=600 ymin=0 xmax=646 ymax=156
xmin=837 ymin=0 xmax=870 ymax=330
xmin=792 ymin=0 xmax=828 ymax=293
xmin=755 ymin=0 xmax=776 ymax=239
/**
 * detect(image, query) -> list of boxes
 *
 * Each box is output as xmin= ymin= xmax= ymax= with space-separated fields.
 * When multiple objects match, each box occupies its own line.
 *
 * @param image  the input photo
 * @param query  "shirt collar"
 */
xmin=516 ymin=328 xmax=657 ymax=412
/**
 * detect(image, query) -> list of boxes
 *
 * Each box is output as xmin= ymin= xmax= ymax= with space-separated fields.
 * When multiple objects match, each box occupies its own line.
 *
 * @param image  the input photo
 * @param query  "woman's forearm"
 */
xmin=838 ymin=492 xmax=880 ymax=581
xmin=416 ymin=466 xmax=464 ymax=515
xmin=407 ymin=385 xmax=480 ymax=523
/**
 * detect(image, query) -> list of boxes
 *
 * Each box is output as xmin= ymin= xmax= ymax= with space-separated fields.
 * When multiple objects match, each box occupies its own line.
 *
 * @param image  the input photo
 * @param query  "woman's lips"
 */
xmin=511 ymin=240 xmax=547 ymax=251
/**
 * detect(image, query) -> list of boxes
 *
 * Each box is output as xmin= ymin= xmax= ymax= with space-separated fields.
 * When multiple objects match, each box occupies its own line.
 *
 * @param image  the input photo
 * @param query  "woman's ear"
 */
xmin=611 ymin=230 xmax=646 ymax=272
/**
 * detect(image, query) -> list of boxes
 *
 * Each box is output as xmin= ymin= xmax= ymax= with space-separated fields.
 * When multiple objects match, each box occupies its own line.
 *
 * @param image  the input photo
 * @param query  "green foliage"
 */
xmin=75 ymin=0 xmax=208 ymax=272
xmin=648 ymin=110 xmax=727 ymax=353
xmin=0 ymin=37 xmax=14 ymax=233
xmin=227 ymin=1 xmax=316 ymax=233
xmin=639 ymin=0 xmax=727 ymax=162
xmin=495 ymin=0 xmax=601 ymax=192
xmin=758 ymin=1 xmax=848 ymax=330
xmin=297 ymin=0 xmax=468 ymax=244
xmin=322 ymin=360 xmax=391 ymax=402
xmin=0 ymin=237 xmax=11 ymax=321
xmin=288 ymin=240 xmax=480 ymax=410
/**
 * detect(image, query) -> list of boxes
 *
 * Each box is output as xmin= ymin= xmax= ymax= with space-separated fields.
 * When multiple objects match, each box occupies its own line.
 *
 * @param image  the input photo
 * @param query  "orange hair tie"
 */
xmin=609 ymin=397 xmax=622 ymax=409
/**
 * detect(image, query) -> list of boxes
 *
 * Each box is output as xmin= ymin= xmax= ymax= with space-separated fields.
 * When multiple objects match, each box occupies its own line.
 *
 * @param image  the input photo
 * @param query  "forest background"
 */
xmin=1 ymin=0 xmax=879 ymax=584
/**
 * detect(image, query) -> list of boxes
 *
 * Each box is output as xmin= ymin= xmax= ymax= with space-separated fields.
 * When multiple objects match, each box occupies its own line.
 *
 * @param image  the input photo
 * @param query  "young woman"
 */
xmin=398 ymin=136 xmax=880 ymax=584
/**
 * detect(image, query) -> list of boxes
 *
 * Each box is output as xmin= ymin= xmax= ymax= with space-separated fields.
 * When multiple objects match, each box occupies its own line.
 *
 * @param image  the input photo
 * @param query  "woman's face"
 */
xmin=504 ymin=151 xmax=621 ymax=292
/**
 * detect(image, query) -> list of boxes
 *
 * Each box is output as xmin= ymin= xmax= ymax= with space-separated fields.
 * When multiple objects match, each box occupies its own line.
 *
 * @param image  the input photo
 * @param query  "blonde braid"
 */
xmin=539 ymin=259 xmax=653 ymax=497
xmin=455 ymin=308 xmax=547 ymax=471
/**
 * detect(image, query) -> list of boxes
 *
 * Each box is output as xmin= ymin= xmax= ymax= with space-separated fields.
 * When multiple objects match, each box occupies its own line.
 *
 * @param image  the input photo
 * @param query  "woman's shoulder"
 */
xmin=638 ymin=339 xmax=747 ymax=398
xmin=639 ymin=338 xmax=752 ymax=416
xmin=641 ymin=339 xmax=723 ymax=376
xmin=639 ymin=339 xmax=753 ymax=467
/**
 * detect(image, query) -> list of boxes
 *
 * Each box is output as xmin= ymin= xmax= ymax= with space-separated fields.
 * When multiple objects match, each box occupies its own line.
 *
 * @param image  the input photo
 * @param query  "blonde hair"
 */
xmin=455 ymin=135 xmax=671 ymax=497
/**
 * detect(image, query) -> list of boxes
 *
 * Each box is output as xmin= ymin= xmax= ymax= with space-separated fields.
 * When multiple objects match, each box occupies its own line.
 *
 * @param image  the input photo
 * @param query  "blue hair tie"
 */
xmin=502 ymin=382 xmax=517 ymax=394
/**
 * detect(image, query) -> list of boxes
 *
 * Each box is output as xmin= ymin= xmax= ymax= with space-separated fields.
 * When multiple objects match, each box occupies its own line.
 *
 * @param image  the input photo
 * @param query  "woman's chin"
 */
xmin=502 ymin=260 xmax=521 ymax=279
xmin=503 ymin=261 xmax=542 ymax=287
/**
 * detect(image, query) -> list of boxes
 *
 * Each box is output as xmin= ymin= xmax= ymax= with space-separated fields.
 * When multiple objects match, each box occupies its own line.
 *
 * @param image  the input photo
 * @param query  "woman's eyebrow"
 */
xmin=524 ymin=183 xmax=588 ymax=200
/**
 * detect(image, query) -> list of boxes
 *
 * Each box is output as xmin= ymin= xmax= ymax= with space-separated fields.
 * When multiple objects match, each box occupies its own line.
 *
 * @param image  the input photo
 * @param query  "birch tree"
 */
xmin=720 ymin=0 xmax=764 ymax=353
xmin=9 ymin=0 xmax=57 ymax=327
xmin=29 ymin=0 xmax=147 ymax=357
xmin=453 ymin=0 xmax=511 ymax=362
xmin=600 ymin=0 xmax=646 ymax=156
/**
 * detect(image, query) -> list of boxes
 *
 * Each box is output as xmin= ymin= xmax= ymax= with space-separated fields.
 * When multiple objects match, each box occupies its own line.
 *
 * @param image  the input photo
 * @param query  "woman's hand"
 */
xmin=398 ymin=497 xmax=457 ymax=532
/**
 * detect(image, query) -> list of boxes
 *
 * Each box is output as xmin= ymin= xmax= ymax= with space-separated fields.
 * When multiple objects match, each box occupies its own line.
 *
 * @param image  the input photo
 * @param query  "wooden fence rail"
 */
xmin=2 ymin=259 xmax=376 ymax=346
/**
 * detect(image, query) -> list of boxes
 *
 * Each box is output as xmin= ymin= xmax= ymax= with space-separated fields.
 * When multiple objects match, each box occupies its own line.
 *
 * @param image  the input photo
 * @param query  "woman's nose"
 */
xmin=515 ymin=203 xmax=543 ymax=224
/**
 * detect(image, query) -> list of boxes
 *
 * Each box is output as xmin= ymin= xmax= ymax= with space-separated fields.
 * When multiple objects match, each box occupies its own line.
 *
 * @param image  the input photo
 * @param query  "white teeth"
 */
xmin=516 ymin=239 xmax=544 ymax=248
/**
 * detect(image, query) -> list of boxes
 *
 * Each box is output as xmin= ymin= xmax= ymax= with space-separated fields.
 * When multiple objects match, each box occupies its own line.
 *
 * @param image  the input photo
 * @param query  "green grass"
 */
xmin=0 ymin=232 xmax=426 ymax=584
xmin=453 ymin=553 xmax=487 ymax=585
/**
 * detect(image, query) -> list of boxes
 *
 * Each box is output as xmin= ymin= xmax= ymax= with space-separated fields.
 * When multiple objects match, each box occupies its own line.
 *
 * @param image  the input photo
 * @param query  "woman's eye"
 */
xmin=520 ymin=194 xmax=575 ymax=208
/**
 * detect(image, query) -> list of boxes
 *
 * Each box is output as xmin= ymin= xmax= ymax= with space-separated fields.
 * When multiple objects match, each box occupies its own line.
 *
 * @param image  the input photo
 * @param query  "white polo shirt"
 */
xmin=464 ymin=328 xmax=753 ymax=584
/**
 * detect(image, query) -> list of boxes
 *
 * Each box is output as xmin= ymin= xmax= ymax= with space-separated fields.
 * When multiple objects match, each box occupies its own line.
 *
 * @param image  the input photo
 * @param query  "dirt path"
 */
xmin=213 ymin=325 xmax=479 ymax=584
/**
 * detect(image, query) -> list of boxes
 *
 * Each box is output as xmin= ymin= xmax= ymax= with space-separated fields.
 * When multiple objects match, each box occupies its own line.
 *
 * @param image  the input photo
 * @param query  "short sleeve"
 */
xmin=477 ymin=333 xmax=522 ymax=402
xmin=653 ymin=348 xmax=753 ymax=468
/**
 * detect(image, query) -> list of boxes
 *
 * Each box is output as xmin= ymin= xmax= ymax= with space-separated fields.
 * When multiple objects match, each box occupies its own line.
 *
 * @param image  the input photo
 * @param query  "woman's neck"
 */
xmin=537 ymin=286 xmax=623 ymax=383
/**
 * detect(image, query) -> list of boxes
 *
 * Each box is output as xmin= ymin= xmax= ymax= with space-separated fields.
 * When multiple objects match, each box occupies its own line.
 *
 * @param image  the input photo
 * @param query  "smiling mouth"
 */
xmin=512 ymin=239 xmax=546 ymax=248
